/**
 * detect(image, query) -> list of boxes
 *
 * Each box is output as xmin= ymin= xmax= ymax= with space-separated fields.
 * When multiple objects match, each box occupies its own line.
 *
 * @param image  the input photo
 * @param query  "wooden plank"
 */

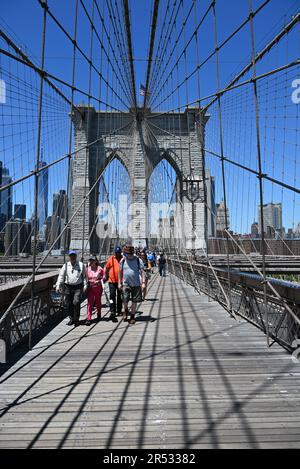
xmin=0 ymin=273 xmax=300 ymax=449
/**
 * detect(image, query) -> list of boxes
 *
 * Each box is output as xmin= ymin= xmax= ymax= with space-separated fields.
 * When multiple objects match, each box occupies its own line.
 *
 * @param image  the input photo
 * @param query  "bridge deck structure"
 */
xmin=1 ymin=273 xmax=300 ymax=449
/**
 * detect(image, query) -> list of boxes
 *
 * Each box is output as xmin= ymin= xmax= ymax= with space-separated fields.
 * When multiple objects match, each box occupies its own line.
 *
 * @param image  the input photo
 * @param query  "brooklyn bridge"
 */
xmin=0 ymin=0 xmax=300 ymax=449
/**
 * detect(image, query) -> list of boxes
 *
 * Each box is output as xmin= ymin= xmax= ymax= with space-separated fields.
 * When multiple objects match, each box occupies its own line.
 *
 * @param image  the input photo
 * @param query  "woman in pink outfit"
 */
xmin=85 ymin=255 xmax=104 ymax=326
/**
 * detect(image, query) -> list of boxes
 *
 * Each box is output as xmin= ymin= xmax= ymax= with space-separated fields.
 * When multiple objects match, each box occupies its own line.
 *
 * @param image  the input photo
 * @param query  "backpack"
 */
xmin=120 ymin=255 xmax=142 ymax=272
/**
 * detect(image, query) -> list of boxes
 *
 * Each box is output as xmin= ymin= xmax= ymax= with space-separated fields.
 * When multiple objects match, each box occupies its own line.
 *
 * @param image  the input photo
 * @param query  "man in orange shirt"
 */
xmin=104 ymin=246 xmax=123 ymax=322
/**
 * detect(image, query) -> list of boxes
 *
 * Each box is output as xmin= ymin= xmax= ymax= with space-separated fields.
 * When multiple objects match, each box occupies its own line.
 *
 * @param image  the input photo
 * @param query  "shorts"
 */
xmin=123 ymin=285 xmax=143 ymax=303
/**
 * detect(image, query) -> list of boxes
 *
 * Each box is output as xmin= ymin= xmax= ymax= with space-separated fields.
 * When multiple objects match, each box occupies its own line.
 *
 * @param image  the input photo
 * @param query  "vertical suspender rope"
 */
xmin=81 ymin=1 xmax=95 ymax=261
xmin=212 ymin=0 xmax=233 ymax=316
xmin=64 ymin=0 xmax=79 ymax=261
xmin=29 ymin=0 xmax=48 ymax=350
xmin=248 ymin=0 xmax=269 ymax=345
xmin=194 ymin=0 xmax=210 ymax=298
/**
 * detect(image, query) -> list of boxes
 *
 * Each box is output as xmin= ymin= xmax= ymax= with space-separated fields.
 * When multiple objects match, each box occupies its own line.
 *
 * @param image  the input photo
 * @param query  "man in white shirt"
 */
xmin=56 ymin=251 xmax=87 ymax=327
xmin=118 ymin=244 xmax=145 ymax=325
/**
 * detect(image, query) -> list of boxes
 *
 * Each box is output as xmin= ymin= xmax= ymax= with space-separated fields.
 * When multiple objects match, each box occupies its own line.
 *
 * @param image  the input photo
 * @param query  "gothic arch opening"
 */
xmin=94 ymin=156 xmax=131 ymax=254
xmin=148 ymin=158 xmax=180 ymax=249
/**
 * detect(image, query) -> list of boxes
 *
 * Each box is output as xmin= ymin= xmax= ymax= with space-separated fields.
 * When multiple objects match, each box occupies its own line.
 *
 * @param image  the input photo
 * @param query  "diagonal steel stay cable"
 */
xmin=147 ymin=0 xmax=172 ymax=95
xmin=145 ymin=118 xmax=233 ymax=312
xmin=163 ymin=181 xmax=233 ymax=314
xmin=0 ymin=30 xmax=77 ymax=112
xmin=145 ymin=115 xmax=300 ymax=197
xmin=150 ymin=0 xmax=271 ymax=111
xmin=146 ymin=58 xmax=300 ymax=118
xmin=63 ymin=0 xmax=79 ymax=261
xmin=81 ymin=0 xmax=95 ymax=262
xmin=0 ymin=45 xmax=131 ymax=115
xmin=59 ymin=0 xmax=130 ymax=108
xmin=122 ymin=0 xmax=137 ymax=112
xmin=146 ymin=109 xmax=299 ymax=263
xmin=109 ymin=0 xmax=136 ymax=108
xmin=212 ymin=0 xmax=233 ymax=317
xmin=1 ymin=158 xmax=66 ymax=258
xmin=225 ymin=229 xmax=300 ymax=328
xmin=248 ymin=0 xmax=269 ymax=345
xmin=84 ymin=162 xmax=128 ymax=256
xmin=149 ymin=0 xmax=199 ymax=107
xmin=29 ymin=0 xmax=48 ymax=349
xmin=5 ymin=168 xmax=68 ymax=261
xmin=81 ymin=0 xmax=133 ymax=107
xmin=104 ymin=0 xmax=134 ymax=104
xmin=148 ymin=0 xmax=178 ymax=100
xmin=202 ymin=10 xmax=300 ymax=113
xmin=149 ymin=0 xmax=214 ymax=108
xmin=0 ymin=118 xmax=134 ymax=194
xmin=111 ymin=0 xmax=136 ymax=106
xmin=0 ymin=121 xmax=135 ymax=326
xmin=88 ymin=0 xmax=132 ymax=102
xmin=36 ymin=0 xmax=131 ymax=110
xmin=85 ymin=115 xmax=134 ymax=255
xmin=143 ymin=0 xmax=160 ymax=111
xmin=157 ymin=150 xmax=233 ymax=311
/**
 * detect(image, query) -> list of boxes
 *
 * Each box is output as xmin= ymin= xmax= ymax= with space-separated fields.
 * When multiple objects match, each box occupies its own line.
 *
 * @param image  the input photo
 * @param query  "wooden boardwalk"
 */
xmin=1 ymin=273 xmax=300 ymax=449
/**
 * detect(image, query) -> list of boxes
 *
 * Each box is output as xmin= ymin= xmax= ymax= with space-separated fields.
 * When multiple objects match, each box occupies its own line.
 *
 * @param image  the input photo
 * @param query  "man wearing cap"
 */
xmin=56 ymin=251 xmax=87 ymax=327
xmin=104 ymin=246 xmax=123 ymax=322
xmin=118 ymin=244 xmax=145 ymax=325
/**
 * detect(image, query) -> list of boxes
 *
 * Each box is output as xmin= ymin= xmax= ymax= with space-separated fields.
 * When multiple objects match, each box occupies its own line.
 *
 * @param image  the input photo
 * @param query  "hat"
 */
xmin=114 ymin=246 xmax=122 ymax=254
xmin=68 ymin=250 xmax=77 ymax=256
xmin=123 ymin=244 xmax=134 ymax=254
xmin=89 ymin=255 xmax=98 ymax=262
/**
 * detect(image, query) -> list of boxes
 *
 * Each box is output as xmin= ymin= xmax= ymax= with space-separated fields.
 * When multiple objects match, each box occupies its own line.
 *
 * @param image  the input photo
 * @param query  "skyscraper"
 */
xmin=216 ymin=199 xmax=230 ymax=233
xmin=0 ymin=164 xmax=12 ymax=230
xmin=205 ymin=169 xmax=216 ymax=237
xmin=251 ymin=222 xmax=259 ymax=238
xmin=258 ymin=203 xmax=282 ymax=235
xmin=52 ymin=190 xmax=67 ymax=219
xmin=37 ymin=160 xmax=48 ymax=235
xmin=14 ymin=204 xmax=26 ymax=220
xmin=45 ymin=190 xmax=68 ymax=251
xmin=4 ymin=220 xmax=32 ymax=256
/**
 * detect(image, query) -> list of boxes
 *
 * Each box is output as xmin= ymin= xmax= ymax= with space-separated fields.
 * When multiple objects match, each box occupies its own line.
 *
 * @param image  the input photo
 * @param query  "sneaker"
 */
xmin=110 ymin=314 xmax=118 ymax=323
xmin=129 ymin=315 xmax=136 ymax=325
xmin=85 ymin=319 xmax=92 ymax=326
xmin=67 ymin=319 xmax=74 ymax=326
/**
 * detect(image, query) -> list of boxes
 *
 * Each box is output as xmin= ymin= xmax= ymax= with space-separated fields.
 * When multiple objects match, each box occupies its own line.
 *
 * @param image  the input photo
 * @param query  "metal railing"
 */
xmin=0 ymin=272 xmax=62 ymax=353
xmin=167 ymin=257 xmax=300 ymax=352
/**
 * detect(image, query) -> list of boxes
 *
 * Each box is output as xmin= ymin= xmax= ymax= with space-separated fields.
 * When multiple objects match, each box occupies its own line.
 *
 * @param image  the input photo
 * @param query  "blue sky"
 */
xmin=0 ymin=0 xmax=299 ymax=234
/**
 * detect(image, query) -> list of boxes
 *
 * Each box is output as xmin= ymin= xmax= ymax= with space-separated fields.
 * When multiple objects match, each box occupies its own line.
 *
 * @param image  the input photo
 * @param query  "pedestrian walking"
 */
xmin=147 ymin=251 xmax=155 ymax=273
xmin=85 ymin=255 xmax=104 ymax=326
xmin=152 ymin=250 xmax=157 ymax=267
xmin=104 ymin=246 xmax=123 ymax=322
xmin=119 ymin=243 xmax=145 ymax=325
xmin=56 ymin=251 xmax=87 ymax=327
xmin=139 ymin=250 xmax=151 ymax=300
xmin=157 ymin=252 xmax=167 ymax=276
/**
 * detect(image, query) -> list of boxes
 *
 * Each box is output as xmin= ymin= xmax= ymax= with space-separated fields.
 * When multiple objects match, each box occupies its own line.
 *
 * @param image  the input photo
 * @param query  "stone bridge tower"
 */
xmin=70 ymin=105 xmax=209 ymax=253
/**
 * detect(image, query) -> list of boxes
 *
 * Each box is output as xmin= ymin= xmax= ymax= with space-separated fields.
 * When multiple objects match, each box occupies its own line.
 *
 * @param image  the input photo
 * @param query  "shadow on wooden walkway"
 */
xmin=0 ymin=273 xmax=300 ymax=448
